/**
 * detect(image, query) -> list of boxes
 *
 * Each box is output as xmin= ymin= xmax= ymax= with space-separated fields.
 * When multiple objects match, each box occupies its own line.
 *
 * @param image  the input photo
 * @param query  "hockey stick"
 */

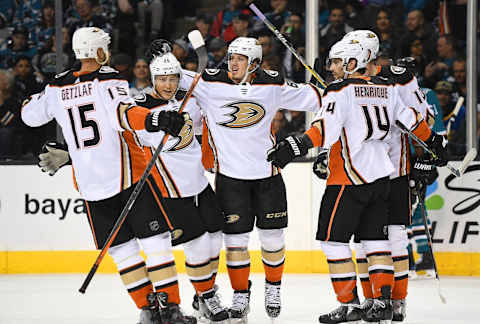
xmin=417 ymin=186 xmax=447 ymax=304
xmin=79 ymin=30 xmax=207 ymax=294
xmin=395 ymin=121 xmax=477 ymax=178
xmin=247 ymin=1 xmax=327 ymax=91
xmin=446 ymin=96 xmax=464 ymax=135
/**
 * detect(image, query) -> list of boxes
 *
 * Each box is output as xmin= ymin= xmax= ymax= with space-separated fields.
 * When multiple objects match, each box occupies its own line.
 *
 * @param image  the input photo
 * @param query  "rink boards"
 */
xmin=0 ymin=162 xmax=479 ymax=275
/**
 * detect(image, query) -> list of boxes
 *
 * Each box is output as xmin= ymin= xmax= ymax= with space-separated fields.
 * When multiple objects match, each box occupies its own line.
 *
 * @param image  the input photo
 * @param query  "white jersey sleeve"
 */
xmin=278 ymin=81 xmax=322 ymax=112
xmin=312 ymin=88 xmax=347 ymax=148
xmin=21 ymin=85 xmax=54 ymax=127
xmin=98 ymin=78 xmax=136 ymax=132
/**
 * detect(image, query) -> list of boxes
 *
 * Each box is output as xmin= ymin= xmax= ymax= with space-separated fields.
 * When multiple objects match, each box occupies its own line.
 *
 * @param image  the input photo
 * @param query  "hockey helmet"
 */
xmin=72 ymin=27 xmax=110 ymax=64
xmin=149 ymin=52 xmax=182 ymax=94
xmin=343 ymin=30 xmax=380 ymax=62
xmin=227 ymin=37 xmax=262 ymax=72
xmin=328 ymin=40 xmax=369 ymax=75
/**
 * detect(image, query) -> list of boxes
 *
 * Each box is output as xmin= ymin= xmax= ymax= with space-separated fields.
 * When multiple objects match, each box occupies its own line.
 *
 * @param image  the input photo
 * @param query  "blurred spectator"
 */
xmin=0 ymin=27 xmax=37 ymax=69
xmin=435 ymin=81 xmax=465 ymax=138
xmin=272 ymin=110 xmax=289 ymax=141
xmin=257 ymin=33 xmax=274 ymax=58
xmin=30 ymin=1 xmax=55 ymax=53
xmin=207 ymin=37 xmax=228 ymax=70
xmin=230 ymin=13 xmax=251 ymax=41
xmin=282 ymin=110 xmax=306 ymax=136
xmin=0 ymin=69 xmax=22 ymax=160
xmin=114 ymin=0 xmax=139 ymax=58
xmin=452 ymin=57 xmax=466 ymax=98
xmin=360 ymin=0 xmax=405 ymax=29
xmin=253 ymin=0 xmax=291 ymax=34
xmin=195 ymin=13 xmax=213 ymax=49
xmin=129 ymin=57 xmax=152 ymax=97
xmin=172 ymin=39 xmax=190 ymax=66
xmin=0 ymin=0 xmax=15 ymax=28
xmin=397 ymin=10 xmax=437 ymax=60
xmin=67 ymin=0 xmax=113 ymax=39
xmin=137 ymin=0 xmax=165 ymax=44
xmin=375 ymin=51 xmax=393 ymax=67
xmin=423 ymin=34 xmax=457 ymax=87
xmin=261 ymin=54 xmax=282 ymax=72
xmin=184 ymin=56 xmax=199 ymax=73
xmin=319 ymin=6 xmax=353 ymax=59
xmin=318 ymin=0 xmax=330 ymax=29
xmin=210 ymin=0 xmax=251 ymax=43
xmin=111 ymin=53 xmax=133 ymax=82
xmin=373 ymin=9 xmax=401 ymax=60
xmin=408 ymin=39 xmax=428 ymax=80
xmin=12 ymin=56 xmax=42 ymax=98
xmin=12 ymin=0 xmax=43 ymax=30
xmin=33 ymin=27 xmax=74 ymax=82
xmin=436 ymin=34 xmax=457 ymax=69
xmin=280 ymin=11 xmax=305 ymax=48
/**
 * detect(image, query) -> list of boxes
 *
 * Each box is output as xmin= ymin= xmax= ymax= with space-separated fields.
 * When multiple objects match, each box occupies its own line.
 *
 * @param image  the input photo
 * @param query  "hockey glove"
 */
xmin=313 ymin=149 xmax=329 ymax=180
xmin=38 ymin=141 xmax=71 ymax=176
xmin=145 ymin=110 xmax=186 ymax=136
xmin=267 ymin=135 xmax=312 ymax=169
xmin=425 ymin=133 xmax=448 ymax=167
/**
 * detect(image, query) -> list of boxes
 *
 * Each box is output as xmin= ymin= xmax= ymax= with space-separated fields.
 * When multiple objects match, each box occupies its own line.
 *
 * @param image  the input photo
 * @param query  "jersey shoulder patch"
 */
xmin=136 ymin=93 xmax=168 ymax=109
xmin=253 ymin=69 xmax=284 ymax=85
xmin=51 ymin=70 xmax=77 ymax=86
xmin=378 ymin=65 xmax=414 ymax=85
xmin=99 ymin=66 xmax=119 ymax=74
xmin=54 ymin=69 xmax=71 ymax=79
xmin=390 ymin=65 xmax=406 ymax=75
xmin=201 ymin=69 xmax=233 ymax=84
xmin=133 ymin=92 xmax=147 ymax=103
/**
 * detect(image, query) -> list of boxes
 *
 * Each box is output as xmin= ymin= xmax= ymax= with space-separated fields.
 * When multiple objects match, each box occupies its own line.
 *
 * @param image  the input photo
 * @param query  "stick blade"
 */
xmin=458 ymin=148 xmax=477 ymax=176
xmin=187 ymin=30 xmax=204 ymax=50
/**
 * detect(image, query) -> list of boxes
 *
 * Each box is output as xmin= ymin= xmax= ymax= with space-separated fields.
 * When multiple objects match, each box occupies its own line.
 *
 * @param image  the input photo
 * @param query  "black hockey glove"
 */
xmin=411 ymin=158 xmax=438 ymax=186
xmin=145 ymin=110 xmax=186 ymax=136
xmin=313 ymin=149 xmax=329 ymax=180
xmin=425 ymin=133 xmax=448 ymax=167
xmin=38 ymin=141 xmax=71 ymax=176
xmin=267 ymin=135 xmax=312 ymax=169
xmin=147 ymin=39 xmax=173 ymax=62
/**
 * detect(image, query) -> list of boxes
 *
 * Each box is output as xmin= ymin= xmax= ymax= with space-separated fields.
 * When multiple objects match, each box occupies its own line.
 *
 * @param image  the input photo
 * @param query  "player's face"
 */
xmin=328 ymin=58 xmax=344 ymax=80
xmin=229 ymin=53 xmax=249 ymax=82
xmin=154 ymin=74 xmax=180 ymax=100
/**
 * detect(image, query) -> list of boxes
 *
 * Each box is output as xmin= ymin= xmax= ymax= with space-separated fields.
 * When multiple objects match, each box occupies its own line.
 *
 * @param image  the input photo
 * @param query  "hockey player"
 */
xmin=179 ymin=37 xmax=322 ymax=323
xmin=267 ymin=39 xmax=447 ymax=323
xmin=134 ymin=44 xmax=229 ymax=324
xmin=22 ymin=27 xmax=195 ymax=324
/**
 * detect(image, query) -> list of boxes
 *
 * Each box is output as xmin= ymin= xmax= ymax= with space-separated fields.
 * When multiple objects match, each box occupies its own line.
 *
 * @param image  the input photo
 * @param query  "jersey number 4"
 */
xmin=67 ymin=104 xmax=100 ymax=149
xmin=361 ymin=104 xmax=390 ymax=140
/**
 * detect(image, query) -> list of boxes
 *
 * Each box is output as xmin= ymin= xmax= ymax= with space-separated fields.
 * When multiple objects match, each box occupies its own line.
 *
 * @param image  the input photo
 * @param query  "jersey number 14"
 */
xmin=361 ymin=104 xmax=390 ymax=141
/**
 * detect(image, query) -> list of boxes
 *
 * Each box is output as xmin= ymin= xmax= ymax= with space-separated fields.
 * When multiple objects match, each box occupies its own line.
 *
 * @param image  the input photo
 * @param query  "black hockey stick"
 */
xmin=79 ymin=30 xmax=207 ymax=294
xmin=417 ymin=185 xmax=447 ymax=304
xmin=247 ymin=1 xmax=327 ymax=91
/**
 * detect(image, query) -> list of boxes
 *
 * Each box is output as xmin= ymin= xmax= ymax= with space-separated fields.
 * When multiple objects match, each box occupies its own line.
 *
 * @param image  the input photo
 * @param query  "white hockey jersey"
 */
xmin=181 ymin=68 xmax=321 ymax=180
xmin=376 ymin=65 xmax=430 ymax=178
xmin=307 ymin=76 xmax=431 ymax=186
xmin=21 ymin=67 xmax=145 ymax=201
xmin=134 ymin=91 xmax=208 ymax=198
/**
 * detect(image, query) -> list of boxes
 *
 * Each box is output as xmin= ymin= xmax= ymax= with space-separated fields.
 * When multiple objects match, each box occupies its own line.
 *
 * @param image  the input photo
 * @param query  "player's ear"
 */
xmin=96 ymin=48 xmax=109 ymax=65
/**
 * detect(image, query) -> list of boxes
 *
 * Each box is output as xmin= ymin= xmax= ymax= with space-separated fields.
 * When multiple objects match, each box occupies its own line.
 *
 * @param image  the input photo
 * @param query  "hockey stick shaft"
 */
xmin=417 ymin=190 xmax=447 ymax=303
xmin=395 ymin=121 xmax=461 ymax=177
xmin=79 ymin=32 xmax=207 ymax=294
xmin=446 ymin=96 xmax=464 ymax=135
xmin=248 ymin=2 xmax=327 ymax=90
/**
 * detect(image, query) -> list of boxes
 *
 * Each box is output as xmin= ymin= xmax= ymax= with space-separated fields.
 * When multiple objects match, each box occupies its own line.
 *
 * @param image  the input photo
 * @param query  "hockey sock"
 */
xmin=225 ymin=233 xmax=251 ymax=291
xmin=140 ymin=233 xmax=181 ymax=305
xmin=109 ymin=239 xmax=153 ymax=309
xmin=363 ymin=240 xmax=394 ymax=299
xmin=209 ymin=231 xmax=223 ymax=285
xmin=259 ymin=229 xmax=285 ymax=285
xmin=184 ymin=233 xmax=215 ymax=294
xmin=389 ymin=225 xmax=409 ymax=300
xmin=321 ymin=241 xmax=357 ymax=303
xmin=355 ymin=243 xmax=373 ymax=299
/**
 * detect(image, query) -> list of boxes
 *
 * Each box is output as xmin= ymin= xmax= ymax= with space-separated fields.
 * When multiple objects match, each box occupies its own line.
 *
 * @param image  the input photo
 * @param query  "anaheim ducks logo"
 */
xmin=168 ymin=113 xmax=194 ymax=152
xmin=171 ymin=228 xmax=184 ymax=241
xmin=218 ymin=101 xmax=265 ymax=128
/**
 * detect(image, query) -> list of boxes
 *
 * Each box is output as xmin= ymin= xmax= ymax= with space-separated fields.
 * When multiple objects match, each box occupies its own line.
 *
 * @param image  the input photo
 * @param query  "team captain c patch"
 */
xmin=218 ymin=101 xmax=265 ymax=128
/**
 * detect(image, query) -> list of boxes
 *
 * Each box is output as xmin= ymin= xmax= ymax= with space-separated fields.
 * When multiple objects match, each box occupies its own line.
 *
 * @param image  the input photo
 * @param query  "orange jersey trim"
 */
xmin=305 ymin=122 xmax=324 ymax=147
xmin=326 ymin=185 xmax=345 ymax=241
xmin=411 ymin=119 xmax=431 ymax=142
xmin=126 ymin=106 xmax=150 ymax=130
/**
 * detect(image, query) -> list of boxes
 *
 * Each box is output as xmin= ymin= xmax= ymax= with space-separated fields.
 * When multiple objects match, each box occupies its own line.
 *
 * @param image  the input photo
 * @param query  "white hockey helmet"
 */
xmin=72 ymin=27 xmax=111 ymax=63
xmin=227 ymin=37 xmax=262 ymax=72
xmin=343 ymin=30 xmax=380 ymax=62
xmin=328 ymin=40 xmax=369 ymax=75
xmin=149 ymin=52 xmax=182 ymax=94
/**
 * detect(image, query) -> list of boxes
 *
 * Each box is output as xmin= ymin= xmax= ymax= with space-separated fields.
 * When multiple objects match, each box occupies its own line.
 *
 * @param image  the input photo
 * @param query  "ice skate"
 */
xmin=155 ymin=292 xmax=197 ymax=324
xmin=137 ymin=293 xmax=162 ymax=324
xmin=229 ymin=280 xmax=252 ymax=324
xmin=392 ymin=299 xmax=406 ymax=322
xmin=318 ymin=295 xmax=361 ymax=324
xmin=364 ymin=287 xmax=393 ymax=324
xmin=193 ymin=285 xmax=220 ymax=322
xmin=265 ymin=281 xmax=281 ymax=321
xmin=198 ymin=288 xmax=229 ymax=323
xmin=356 ymin=298 xmax=374 ymax=321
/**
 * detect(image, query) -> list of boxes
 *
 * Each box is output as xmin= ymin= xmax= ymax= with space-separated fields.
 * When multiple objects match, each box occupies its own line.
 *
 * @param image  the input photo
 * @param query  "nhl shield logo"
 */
xmin=149 ymin=220 xmax=160 ymax=232
xmin=171 ymin=229 xmax=184 ymax=241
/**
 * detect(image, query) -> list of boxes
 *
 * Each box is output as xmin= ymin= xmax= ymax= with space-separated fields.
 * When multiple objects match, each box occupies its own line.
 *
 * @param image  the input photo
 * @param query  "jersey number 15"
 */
xmin=66 ymin=104 xmax=100 ymax=149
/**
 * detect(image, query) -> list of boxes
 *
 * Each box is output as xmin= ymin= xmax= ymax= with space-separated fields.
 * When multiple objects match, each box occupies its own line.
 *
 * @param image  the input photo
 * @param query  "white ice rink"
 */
xmin=0 ymin=273 xmax=478 ymax=324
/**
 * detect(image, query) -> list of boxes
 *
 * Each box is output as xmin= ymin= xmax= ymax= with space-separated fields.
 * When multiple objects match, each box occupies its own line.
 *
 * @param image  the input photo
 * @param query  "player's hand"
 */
xmin=38 ymin=141 xmax=71 ymax=176
xmin=313 ymin=149 xmax=329 ymax=180
xmin=145 ymin=110 xmax=186 ymax=136
xmin=425 ymin=133 xmax=448 ymax=166
xmin=267 ymin=135 xmax=309 ymax=169
xmin=411 ymin=158 xmax=439 ymax=186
